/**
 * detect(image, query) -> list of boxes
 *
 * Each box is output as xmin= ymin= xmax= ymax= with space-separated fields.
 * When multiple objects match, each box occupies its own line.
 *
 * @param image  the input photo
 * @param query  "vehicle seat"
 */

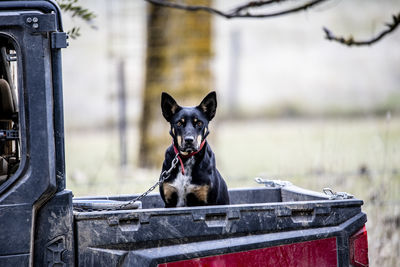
xmin=0 ymin=78 xmax=14 ymax=119
xmin=0 ymin=78 xmax=14 ymax=180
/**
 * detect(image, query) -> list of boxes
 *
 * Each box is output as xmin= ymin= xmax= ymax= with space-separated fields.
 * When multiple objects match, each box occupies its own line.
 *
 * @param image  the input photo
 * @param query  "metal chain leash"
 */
xmin=74 ymin=154 xmax=180 ymax=212
xmin=116 ymin=154 xmax=180 ymax=210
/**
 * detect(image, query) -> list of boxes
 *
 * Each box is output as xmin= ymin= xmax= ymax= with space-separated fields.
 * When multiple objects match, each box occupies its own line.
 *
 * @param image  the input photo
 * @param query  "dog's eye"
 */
xmin=196 ymin=121 xmax=203 ymax=127
xmin=177 ymin=121 xmax=182 ymax=127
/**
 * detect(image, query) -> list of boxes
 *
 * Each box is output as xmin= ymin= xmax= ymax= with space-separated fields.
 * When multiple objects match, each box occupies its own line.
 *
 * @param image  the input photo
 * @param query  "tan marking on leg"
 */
xmin=189 ymin=185 xmax=209 ymax=203
xmin=163 ymin=183 xmax=177 ymax=203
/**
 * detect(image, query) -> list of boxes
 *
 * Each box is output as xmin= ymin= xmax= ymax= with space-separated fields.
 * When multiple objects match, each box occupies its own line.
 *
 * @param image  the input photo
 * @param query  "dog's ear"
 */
xmin=161 ymin=92 xmax=181 ymax=122
xmin=197 ymin=91 xmax=217 ymax=121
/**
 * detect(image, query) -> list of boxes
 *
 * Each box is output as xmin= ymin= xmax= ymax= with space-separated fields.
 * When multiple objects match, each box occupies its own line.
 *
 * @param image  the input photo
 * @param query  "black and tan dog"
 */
xmin=159 ymin=91 xmax=229 ymax=207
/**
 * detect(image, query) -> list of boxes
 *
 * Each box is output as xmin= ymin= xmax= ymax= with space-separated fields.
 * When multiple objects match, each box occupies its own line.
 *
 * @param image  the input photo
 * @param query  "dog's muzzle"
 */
xmin=181 ymin=135 xmax=198 ymax=153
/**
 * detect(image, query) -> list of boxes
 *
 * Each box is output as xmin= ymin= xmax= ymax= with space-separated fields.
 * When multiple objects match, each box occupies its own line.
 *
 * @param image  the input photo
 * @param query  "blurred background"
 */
xmin=61 ymin=0 xmax=399 ymax=265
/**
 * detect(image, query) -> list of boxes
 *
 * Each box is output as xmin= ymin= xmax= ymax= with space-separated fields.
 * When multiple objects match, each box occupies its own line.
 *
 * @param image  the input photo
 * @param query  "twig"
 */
xmin=323 ymin=12 xmax=400 ymax=46
xmin=57 ymin=0 xmax=97 ymax=40
xmin=145 ymin=0 xmax=329 ymax=19
xmin=145 ymin=0 xmax=230 ymax=18
xmin=233 ymin=0 xmax=290 ymax=14
xmin=237 ymin=0 xmax=329 ymax=18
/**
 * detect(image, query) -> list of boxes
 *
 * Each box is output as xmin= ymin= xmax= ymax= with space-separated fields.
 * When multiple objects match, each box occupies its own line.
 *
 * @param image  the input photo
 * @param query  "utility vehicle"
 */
xmin=0 ymin=1 xmax=368 ymax=266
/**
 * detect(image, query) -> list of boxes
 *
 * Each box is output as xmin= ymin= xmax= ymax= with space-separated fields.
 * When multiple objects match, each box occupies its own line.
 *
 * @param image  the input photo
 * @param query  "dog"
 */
xmin=159 ymin=91 xmax=230 ymax=207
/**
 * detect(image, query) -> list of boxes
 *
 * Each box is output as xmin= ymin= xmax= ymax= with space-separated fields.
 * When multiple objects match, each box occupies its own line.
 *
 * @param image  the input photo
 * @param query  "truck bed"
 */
xmin=73 ymin=182 xmax=367 ymax=266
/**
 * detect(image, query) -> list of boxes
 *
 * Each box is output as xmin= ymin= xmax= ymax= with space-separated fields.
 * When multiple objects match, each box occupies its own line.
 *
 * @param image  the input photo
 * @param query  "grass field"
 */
xmin=65 ymin=117 xmax=400 ymax=265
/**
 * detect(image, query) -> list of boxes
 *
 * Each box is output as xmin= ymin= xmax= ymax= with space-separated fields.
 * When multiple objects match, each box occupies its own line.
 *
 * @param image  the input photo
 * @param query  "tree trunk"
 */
xmin=139 ymin=0 xmax=213 ymax=168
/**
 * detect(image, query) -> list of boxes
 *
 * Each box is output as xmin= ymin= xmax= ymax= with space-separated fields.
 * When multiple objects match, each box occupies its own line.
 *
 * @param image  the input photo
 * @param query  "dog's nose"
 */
xmin=184 ymin=136 xmax=195 ymax=144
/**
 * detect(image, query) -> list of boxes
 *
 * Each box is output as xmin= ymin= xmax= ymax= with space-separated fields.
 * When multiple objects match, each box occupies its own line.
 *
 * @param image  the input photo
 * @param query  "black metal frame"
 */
xmin=0 ymin=1 xmax=71 ymax=266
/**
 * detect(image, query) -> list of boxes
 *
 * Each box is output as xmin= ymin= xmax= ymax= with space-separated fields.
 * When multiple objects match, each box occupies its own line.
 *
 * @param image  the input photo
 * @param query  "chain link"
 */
xmin=74 ymin=154 xmax=180 ymax=212
xmin=323 ymin=188 xmax=354 ymax=200
xmin=254 ymin=177 xmax=292 ymax=187
xmin=118 ymin=154 xmax=179 ymax=209
xmin=118 ymin=154 xmax=180 ymax=209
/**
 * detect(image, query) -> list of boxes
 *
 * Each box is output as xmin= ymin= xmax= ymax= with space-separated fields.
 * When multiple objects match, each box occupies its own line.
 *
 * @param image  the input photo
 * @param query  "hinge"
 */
xmin=51 ymin=32 xmax=69 ymax=49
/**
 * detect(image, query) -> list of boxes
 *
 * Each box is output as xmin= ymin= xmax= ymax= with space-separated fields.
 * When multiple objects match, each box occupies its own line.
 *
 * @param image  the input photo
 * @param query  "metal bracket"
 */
xmin=0 ymin=130 xmax=19 ymax=141
xmin=24 ymin=14 xmax=57 ymax=33
xmin=51 ymin=32 xmax=69 ymax=49
xmin=3 ymin=51 xmax=17 ymax=62
xmin=255 ymin=177 xmax=292 ymax=188
xmin=323 ymin=188 xmax=354 ymax=200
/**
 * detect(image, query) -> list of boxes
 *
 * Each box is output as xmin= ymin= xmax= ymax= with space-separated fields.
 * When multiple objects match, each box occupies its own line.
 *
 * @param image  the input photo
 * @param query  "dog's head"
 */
xmin=161 ymin=91 xmax=217 ymax=154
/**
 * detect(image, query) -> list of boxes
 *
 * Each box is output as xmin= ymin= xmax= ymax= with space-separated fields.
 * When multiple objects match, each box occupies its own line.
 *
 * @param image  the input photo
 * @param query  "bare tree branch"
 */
xmin=323 ymin=12 xmax=400 ymax=46
xmin=144 ymin=0 xmax=230 ymax=18
xmin=237 ymin=0 xmax=329 ymax=18
xmin=145 ymin=0 xmax=399 ymax=46
xmin=232 ymin=0 xmax=291 ymax=14
xmin=145 ymin=0 xmax=329 ymax=19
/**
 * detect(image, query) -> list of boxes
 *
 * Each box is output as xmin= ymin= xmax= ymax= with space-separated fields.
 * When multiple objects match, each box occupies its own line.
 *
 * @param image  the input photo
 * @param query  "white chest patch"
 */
xmin=171 ymin=157 xmax=195 ymax=207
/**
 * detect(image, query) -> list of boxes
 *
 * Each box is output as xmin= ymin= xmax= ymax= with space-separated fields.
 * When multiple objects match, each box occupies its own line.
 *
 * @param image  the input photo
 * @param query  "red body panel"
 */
xmin=159 ymin=237 xmax=338 ymax=267
xmin=350 ymin=226 xmax=369 ymax=267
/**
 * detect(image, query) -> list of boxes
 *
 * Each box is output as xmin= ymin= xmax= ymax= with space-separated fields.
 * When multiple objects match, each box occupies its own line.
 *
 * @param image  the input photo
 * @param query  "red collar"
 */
xmin=173 ymin=139 xmax=207 ymax=175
